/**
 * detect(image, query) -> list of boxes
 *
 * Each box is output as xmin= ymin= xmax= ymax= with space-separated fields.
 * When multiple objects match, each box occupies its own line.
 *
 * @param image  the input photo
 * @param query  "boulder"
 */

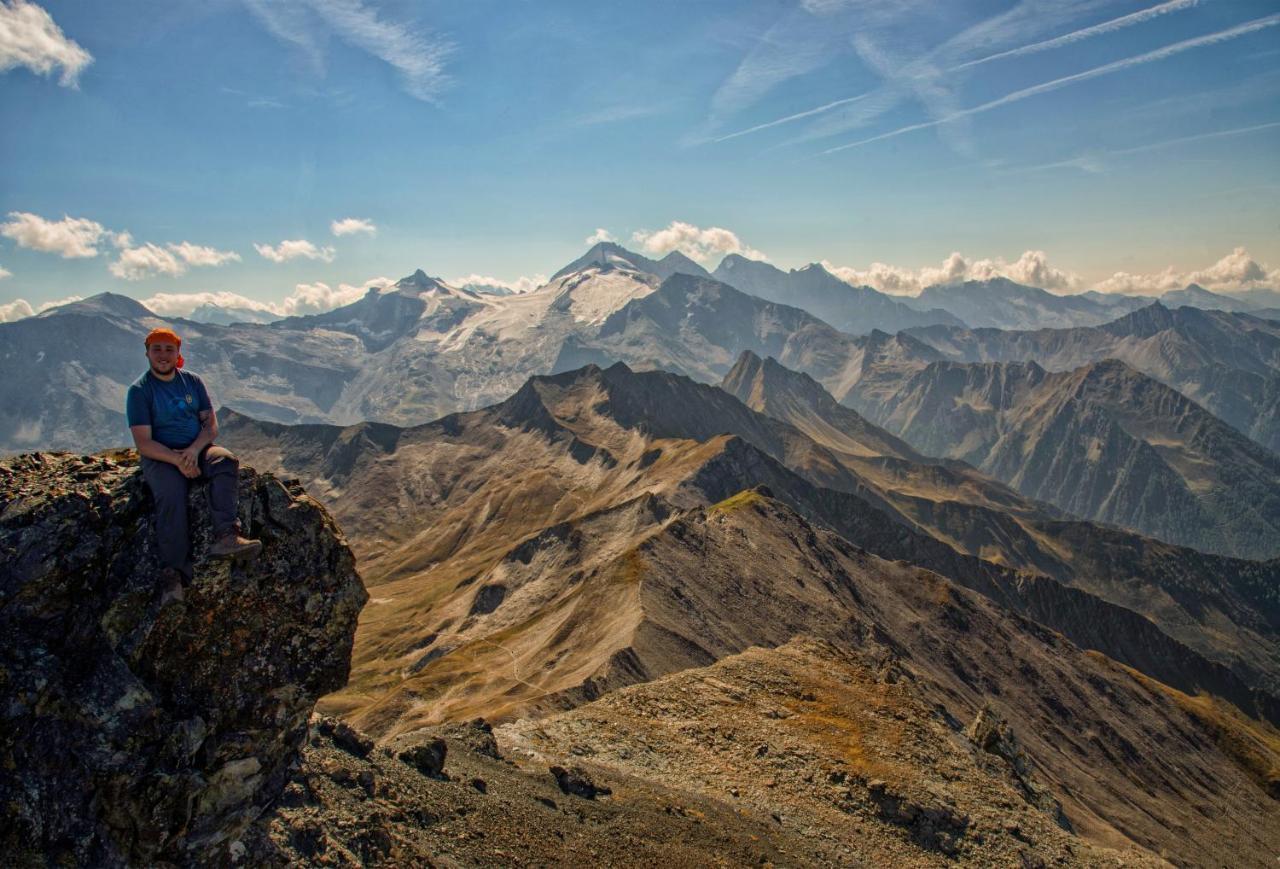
xmin=0 ymin=451 xmax=366 ymax=866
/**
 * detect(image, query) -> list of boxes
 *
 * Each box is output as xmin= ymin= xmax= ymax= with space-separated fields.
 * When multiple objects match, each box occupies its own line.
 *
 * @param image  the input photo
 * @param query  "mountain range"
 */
xmin=711 ymin=254 xmax=963 ymax=334
xmin=834 ymin=354 xmax=1280 ymax=559
xmin=900 ymin=303 xmax=1280 ymax=454
xmin=9 ymin=240 xmax=1280 ymax=863
xmin=210 ymin=357 xmax=1280 ymax=860
xmin=6 ymin=242 xmax=1277 ymax=456
xmin=220 ymin=362 xmax=1280 ymax=727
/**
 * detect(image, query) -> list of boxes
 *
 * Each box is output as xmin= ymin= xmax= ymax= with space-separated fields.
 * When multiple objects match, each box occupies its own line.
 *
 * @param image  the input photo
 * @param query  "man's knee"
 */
xmin=204 ymin=445 xmax=238 ymax=466
xmin=203 ymin=446 xmax=240 ymax=478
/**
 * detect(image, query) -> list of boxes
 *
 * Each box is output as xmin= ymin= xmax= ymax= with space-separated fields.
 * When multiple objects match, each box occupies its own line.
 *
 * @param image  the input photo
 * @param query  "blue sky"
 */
xmin=1 ymin=0 xmax=1278 ymax=317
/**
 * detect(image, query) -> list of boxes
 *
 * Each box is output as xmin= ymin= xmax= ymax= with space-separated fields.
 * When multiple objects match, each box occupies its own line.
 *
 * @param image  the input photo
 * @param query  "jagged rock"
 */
xmin=967 ymin=705 xmax=1068 ymax=827
xmin=0 ymin=451 xmax=366 ymax=866
xmin=316 ymin=716 xmax=374 ymax=758
xmin=399 ymin=738 xmax=448 ymax=779
xmin=550 ymin=765 xmax=611 ymax=799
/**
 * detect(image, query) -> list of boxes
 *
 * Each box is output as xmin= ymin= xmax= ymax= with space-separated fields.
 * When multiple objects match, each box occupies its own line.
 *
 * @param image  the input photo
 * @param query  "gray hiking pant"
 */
xmin=141 ymin=445 xmax=242 ymax=577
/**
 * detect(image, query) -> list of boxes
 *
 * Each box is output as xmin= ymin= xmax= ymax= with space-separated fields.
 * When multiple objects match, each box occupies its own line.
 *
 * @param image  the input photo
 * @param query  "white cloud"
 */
xmin=244 ymin=0 xmax=453 ymax=103
xmin=108 ymin=240 xmax=240 ymax=280
xmin=631 ymin=221 xmax=768 ymax=264
xmin=1 ymin=211 xmax=108 ymax=258
xmin=140 ymin=291 xmax=276 ymax=319
xmin=1096 ymin=247 xmax=1280 ymax=296
xmin=585 ymin=228 xmax=616 ymax=245
xmin=331 ymin=217 xmax=376 ymax=237
xmin=279 ymin=276 xmax=389 ymax=315
xmin=109 ymin=243 xmax=183 ymax=281
xmin=140 ymin=277 xmax=392 ymax=318
xmin=0 ymin=0 xmax=93 ymax=87
xmin=824 ymin=249 xmax=1084 ymax=295
xmin=451 ymin=273 xmax=547 ymax=294
xmin=167 ymin=241 xmax=241 ymax=267
xmin=0 ymin=298 xmax=34 ymax=322
xmin=0 ymin=293 xmax=82 ymax=322
xmin=254 ymin=239 xmax=336 ymax=263
xmin=0 ymin=263 xmax=10 ymax=279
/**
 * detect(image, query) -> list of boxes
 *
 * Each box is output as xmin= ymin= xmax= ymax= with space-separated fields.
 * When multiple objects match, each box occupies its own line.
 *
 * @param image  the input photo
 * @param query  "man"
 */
xmin=127 ymin=327 xmax=261 ymax=597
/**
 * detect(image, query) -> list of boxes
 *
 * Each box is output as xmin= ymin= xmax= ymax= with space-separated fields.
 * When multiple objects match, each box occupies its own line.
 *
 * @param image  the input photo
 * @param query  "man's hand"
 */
xmin=177 ymin=444 xmax=202 ymax=477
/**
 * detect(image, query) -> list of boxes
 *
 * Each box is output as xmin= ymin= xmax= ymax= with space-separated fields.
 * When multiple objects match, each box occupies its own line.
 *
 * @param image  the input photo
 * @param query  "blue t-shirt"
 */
xmin=125 ymin=370 xmax=213 ymax=449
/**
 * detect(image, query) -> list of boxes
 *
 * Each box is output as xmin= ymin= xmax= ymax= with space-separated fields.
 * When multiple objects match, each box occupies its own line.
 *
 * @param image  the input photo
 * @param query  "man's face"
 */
xmin=147 ymin=341 xmax=179 ymax=377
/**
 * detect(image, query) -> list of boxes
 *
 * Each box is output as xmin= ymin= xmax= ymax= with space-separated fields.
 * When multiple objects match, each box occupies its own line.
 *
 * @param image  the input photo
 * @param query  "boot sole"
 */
xmin=209 ymin=543 xmax=263 ymax=563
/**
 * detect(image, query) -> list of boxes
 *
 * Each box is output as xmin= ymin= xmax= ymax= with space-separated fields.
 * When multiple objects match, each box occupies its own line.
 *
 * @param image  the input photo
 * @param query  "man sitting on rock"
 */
xmin=127 ymin=327 xmax=261 ymax=594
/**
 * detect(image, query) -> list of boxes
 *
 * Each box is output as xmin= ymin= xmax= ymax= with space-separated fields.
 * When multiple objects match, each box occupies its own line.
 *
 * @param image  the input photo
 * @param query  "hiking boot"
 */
xmin=158 ymin=567 xmax=186 ymax=605
xmin=209 ymin=532 xmax=263 ymax=561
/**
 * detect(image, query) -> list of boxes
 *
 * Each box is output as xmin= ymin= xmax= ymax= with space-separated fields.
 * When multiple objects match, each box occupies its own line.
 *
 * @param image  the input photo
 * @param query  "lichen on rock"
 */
xmin=0 ymin=450 xmax=367 ymax=867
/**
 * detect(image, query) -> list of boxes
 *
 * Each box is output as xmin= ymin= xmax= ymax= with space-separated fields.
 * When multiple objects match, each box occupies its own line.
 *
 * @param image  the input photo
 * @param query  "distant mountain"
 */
xmin=712 ymin=255 xmax=964 ymax=335
xmin=187 ymin=303 xmax=281 ymax=325
xmin=466 ymin=283 xmax=515 ymax=296
xmin=910 ymin=278 xmax=1149 ymax=330
xmin=557 ymin=272 xmax=864 ymax=383
xmin=905 ymin=302 xmax=1280 ymax=453
xmin=1159 ymin=283 xmax=1256 ymax=313
xmin=720 ymin=350 xmax=922 ymax=462
xmin=549 ymin=241 xmax=711 ymax=283
xmin=846 ymin=357 xmax=1280 ymax=559
xmin=269 ymin=269 xmax=485 ymax=351
xmin=1225 ymin=287 xmax=1280 ymax=308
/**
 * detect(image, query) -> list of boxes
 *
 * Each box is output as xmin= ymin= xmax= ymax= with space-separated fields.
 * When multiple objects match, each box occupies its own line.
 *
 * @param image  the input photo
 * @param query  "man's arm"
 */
xmin=131 ymin=424 xmax=199 ymax=478
xmin=174 ymin=410 xmax=217 ymax=474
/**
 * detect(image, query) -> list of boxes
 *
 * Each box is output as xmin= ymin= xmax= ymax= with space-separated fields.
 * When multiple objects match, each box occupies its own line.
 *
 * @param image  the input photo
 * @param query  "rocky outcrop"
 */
xmin=0 ymin=451 xmax=366 ymax=866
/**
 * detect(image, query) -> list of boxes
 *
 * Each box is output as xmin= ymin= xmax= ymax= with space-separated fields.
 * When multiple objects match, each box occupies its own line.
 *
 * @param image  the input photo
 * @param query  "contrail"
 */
xmin=713 ymin=92 xmax=872 ymax=143
xmin=952 ymin=0 xmax=1201 ymax=71
xmin=822 ymin=14 xmax=1280 ymax=156
xmin=708 ymin=0 xmax=1202 ymax=147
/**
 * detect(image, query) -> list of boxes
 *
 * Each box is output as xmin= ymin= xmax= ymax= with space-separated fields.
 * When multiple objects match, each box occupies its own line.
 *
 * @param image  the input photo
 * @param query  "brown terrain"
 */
xmin=213 ymin=359 xmax=1280 ymax=864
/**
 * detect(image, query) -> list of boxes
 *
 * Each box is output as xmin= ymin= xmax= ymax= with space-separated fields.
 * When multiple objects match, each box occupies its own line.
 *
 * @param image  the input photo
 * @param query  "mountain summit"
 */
xmin=550 ymin=242 xmax=712 ymax=283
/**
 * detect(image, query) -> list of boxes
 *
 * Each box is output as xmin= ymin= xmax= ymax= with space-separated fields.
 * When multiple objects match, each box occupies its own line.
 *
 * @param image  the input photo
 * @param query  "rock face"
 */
xmin=0 ymin=451 xmax=366 ymax=866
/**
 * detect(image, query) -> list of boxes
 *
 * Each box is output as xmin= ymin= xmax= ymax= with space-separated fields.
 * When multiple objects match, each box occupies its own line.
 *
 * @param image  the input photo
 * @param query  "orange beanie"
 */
xmin=144 ymin=328 xmax=185 ymax=368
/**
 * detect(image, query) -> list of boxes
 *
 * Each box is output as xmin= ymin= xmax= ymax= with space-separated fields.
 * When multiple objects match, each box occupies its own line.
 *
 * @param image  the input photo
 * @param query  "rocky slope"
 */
xmin=245 ymin=496 xmax=1280 ymax=865
xmin=713 ymin=354 xmax=1280 ymax=696
xmin=0 ymin=451 xmax=367 ymax=866
xmin=221 ymin=364 xmax=1280 ymax=731
xmin=905 ymin=302 xmax=1280 ymax=453
xmin=846 ymin=357 xmax=1280 ymax=559
xmin=712 ymin=254 xmax=964 ymax=335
